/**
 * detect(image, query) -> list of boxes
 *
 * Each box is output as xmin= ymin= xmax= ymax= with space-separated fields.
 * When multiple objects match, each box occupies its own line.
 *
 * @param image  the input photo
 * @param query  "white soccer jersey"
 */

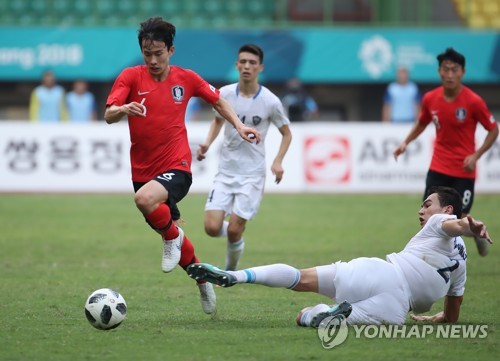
xmin=387 ymin=214 xmax=467 ymax=313
xmin=215 ymin=83 xmax=290 ymax=176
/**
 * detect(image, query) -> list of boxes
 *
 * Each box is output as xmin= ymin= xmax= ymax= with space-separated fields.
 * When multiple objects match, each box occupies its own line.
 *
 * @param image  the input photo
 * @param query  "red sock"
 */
xmin=145 ymin=204 xmax=179 ymax=240
xmin=179 ymin=234 xmax=199 ymax=268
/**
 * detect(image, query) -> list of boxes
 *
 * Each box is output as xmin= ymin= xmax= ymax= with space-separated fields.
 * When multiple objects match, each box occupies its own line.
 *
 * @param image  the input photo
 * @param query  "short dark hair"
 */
xmin=138 ymin=17 xmax=176 ymax=50
xmin=437 ymin=47 xmax=465 ymax=69
xmin=428 ymin=186 xmax=463 ymax=218
xmin=238 ymin=44 xmax=264 ymax=63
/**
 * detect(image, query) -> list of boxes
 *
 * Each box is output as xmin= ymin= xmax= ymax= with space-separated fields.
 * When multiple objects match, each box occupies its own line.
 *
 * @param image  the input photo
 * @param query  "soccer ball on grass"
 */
xmin=84 ymin=288 xmax=127 ymax=330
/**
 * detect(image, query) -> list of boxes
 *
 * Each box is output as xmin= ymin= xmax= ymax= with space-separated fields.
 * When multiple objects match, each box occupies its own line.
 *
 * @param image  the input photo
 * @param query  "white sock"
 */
xmin=225 ymin=239 xmax=244 ymax=271
xmin=300 ymin=304 xmax=331 ymax=327
xmin=228 ymin=264 xmax=301 ymax=289
xmin=217 ymin=221 xmax=229 ymax=238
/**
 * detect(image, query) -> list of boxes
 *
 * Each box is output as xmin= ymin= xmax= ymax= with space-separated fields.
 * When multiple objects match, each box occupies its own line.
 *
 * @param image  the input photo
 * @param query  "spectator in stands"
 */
xmin=67 ymin=80 xmax=98 ymax=122
xmin=29 ymin=70 xmax=68 ymax=122
xmin=382 ymin=66 xmax=421 ymax=123
xmin=281 ymin=78 xmax=318 ymax=122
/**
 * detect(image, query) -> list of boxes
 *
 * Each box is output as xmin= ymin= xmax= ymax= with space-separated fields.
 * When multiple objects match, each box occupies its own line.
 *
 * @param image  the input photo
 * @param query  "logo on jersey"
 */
xmin=209 ymin=84 xmax=216 ymax=93
xmin=455 ymin=108 xmax=467 ymax=122
xmin=171 ymin=86 xmax=185 ymax=102
xmin=252 ymin=116 xmax=262 ymax=126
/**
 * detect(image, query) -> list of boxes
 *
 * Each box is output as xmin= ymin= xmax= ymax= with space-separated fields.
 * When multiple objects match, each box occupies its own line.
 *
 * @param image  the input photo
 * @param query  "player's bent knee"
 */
xmin=134 ymin=190 xmax=156 ymax=212
xmin=204 ymin=223 xmax=220 ymax=237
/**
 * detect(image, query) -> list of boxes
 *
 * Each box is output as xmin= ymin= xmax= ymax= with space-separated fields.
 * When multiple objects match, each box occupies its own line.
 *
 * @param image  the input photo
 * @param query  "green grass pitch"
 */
xmin=0 ymin=193 xmax=498 ymax=361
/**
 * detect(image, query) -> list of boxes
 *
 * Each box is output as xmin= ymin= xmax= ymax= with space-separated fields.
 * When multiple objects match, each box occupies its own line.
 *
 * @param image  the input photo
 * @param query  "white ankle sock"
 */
xmin=302 ymin=304 xmax=331 ymax=326
xmin=229 ymin=264 xmax=301 ymax=289
xmin=225 ymin=239 xmax=244 ymax=271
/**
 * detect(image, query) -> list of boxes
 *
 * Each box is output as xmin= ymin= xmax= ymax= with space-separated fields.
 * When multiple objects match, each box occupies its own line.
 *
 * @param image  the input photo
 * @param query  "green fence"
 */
xmin=2 ymin=0 xmax=498 ymax=28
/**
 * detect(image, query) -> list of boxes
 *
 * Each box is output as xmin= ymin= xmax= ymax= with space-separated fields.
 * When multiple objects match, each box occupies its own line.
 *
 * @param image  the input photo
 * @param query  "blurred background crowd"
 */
xmin=0 ymin=0 xmax=499 ymax=123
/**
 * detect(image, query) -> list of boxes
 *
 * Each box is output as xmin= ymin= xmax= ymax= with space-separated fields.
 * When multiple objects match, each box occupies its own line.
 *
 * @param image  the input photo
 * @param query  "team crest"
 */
xmin=171 ymin=85 xmax=185 ymax=102
xmin=252 ymin=116 xmax=262 ymax=126
xmin=455 ymin=108 xmax=467 ymax=122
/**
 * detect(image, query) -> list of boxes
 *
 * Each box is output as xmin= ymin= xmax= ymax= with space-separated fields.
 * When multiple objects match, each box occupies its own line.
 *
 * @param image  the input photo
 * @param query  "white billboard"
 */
xmin=1 ymin=121 xmax=498 ymax=193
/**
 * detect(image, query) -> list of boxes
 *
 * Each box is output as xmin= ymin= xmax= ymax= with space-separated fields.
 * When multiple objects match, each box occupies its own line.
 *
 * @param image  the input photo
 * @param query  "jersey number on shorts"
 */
xmin=157 ymin=172 xmax=175 ymax=182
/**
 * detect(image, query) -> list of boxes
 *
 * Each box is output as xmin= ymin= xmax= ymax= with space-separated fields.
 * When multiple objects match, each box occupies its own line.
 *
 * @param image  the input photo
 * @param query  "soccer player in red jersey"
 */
xmin=394 ymin=48 xmax=498 ymax=257
xmin=104 ymin=17 xmax=260 ymax=315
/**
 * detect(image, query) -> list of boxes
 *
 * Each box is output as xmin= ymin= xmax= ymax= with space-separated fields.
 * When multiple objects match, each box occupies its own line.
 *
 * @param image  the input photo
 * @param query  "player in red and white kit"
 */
xmin=104 ymin=17 xmax=260 ymax=315
xmin=394 ymin=47 xmax=498 ymax=257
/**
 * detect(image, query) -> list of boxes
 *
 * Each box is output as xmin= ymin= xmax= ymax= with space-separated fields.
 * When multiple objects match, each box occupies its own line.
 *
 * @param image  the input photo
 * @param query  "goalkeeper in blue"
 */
xmin=188 ymin=186 xmax=492 ymax=326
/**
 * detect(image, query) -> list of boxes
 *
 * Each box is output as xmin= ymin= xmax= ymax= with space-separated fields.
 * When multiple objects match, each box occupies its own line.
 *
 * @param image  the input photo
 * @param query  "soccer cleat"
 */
xmin=161 ymin=227 xmax=184 ymax=273
xmin=474 ymin=236 xmax=489 ymax=257
xmin=296 ymin=306 xmax=314 ymax=327
xmin=187 ymin=263 xmax=237 ymax=288
xmin=310 ymin=301 xmax=352 ymax=328
xmin=197 ymin=282 xmax=217 ymax=315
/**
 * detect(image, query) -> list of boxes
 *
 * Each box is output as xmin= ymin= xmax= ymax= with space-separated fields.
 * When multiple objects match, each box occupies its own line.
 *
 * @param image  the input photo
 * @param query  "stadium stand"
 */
xmin=454 ymin=0 xmax=500 ymax=28
xmin=0 ymin=0 xmax=276 ymax=28
xmin=4 ymin=0 xmax=499 ymax=29
xmin=0 ymin=0 xmax=497 ymax=29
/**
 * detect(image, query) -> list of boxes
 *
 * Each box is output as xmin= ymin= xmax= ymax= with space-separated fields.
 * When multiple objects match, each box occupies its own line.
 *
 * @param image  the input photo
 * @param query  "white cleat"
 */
xmin=198 ymin=282 xmax=217 ymax=315
xmin=162 ymin=227 xmax=184 ymax=273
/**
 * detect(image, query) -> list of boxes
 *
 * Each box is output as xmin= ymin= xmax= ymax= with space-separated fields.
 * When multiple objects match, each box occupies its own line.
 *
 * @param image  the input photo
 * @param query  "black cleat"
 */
xmin=310 ymin=301 xmax=352 ymax=328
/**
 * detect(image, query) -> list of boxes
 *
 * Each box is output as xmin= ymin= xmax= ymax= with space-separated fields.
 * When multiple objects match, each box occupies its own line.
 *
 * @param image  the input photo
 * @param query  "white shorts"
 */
xmin=316 ymin=257 xmax=410 ymax=325
xmin=204 ymin=173 xmax=265 ymax=220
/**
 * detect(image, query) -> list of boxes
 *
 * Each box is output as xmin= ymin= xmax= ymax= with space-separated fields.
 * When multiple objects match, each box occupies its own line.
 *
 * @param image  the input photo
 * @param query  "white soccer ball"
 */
xmin=84 ymin=288 xmax=127 ymax=330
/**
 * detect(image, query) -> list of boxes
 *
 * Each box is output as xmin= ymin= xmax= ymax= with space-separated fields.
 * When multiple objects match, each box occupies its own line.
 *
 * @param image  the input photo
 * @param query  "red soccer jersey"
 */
xmin=106 ymin=65 xmax=220 ymax=182
xmin=419 ymin=85 xmax=497 ymax=179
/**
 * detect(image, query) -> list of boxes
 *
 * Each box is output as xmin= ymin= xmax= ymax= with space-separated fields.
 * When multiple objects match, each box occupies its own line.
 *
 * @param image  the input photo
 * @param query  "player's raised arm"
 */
xmin=442 ymin=215 xmax=492 ymax=244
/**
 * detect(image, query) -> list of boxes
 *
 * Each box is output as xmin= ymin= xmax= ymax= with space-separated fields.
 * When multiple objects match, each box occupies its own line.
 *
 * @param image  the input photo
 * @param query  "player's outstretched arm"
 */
xmin=213 ymin=97 xmax=261 ymax=143
xmin=442 ymin=216 xmax=493 ymax=244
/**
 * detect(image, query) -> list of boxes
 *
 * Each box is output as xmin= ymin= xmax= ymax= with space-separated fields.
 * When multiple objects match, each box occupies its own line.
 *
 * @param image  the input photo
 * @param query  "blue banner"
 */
xmin=0 ymin=27 xmax=498 ymax=83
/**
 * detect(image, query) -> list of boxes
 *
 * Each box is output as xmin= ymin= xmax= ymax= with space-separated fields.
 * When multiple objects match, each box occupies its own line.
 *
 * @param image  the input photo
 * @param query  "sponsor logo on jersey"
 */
xmin=171 ymin=86 xmax=185 ymax=102
xmin=455 ymin=108 xmax=467 ymax=122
